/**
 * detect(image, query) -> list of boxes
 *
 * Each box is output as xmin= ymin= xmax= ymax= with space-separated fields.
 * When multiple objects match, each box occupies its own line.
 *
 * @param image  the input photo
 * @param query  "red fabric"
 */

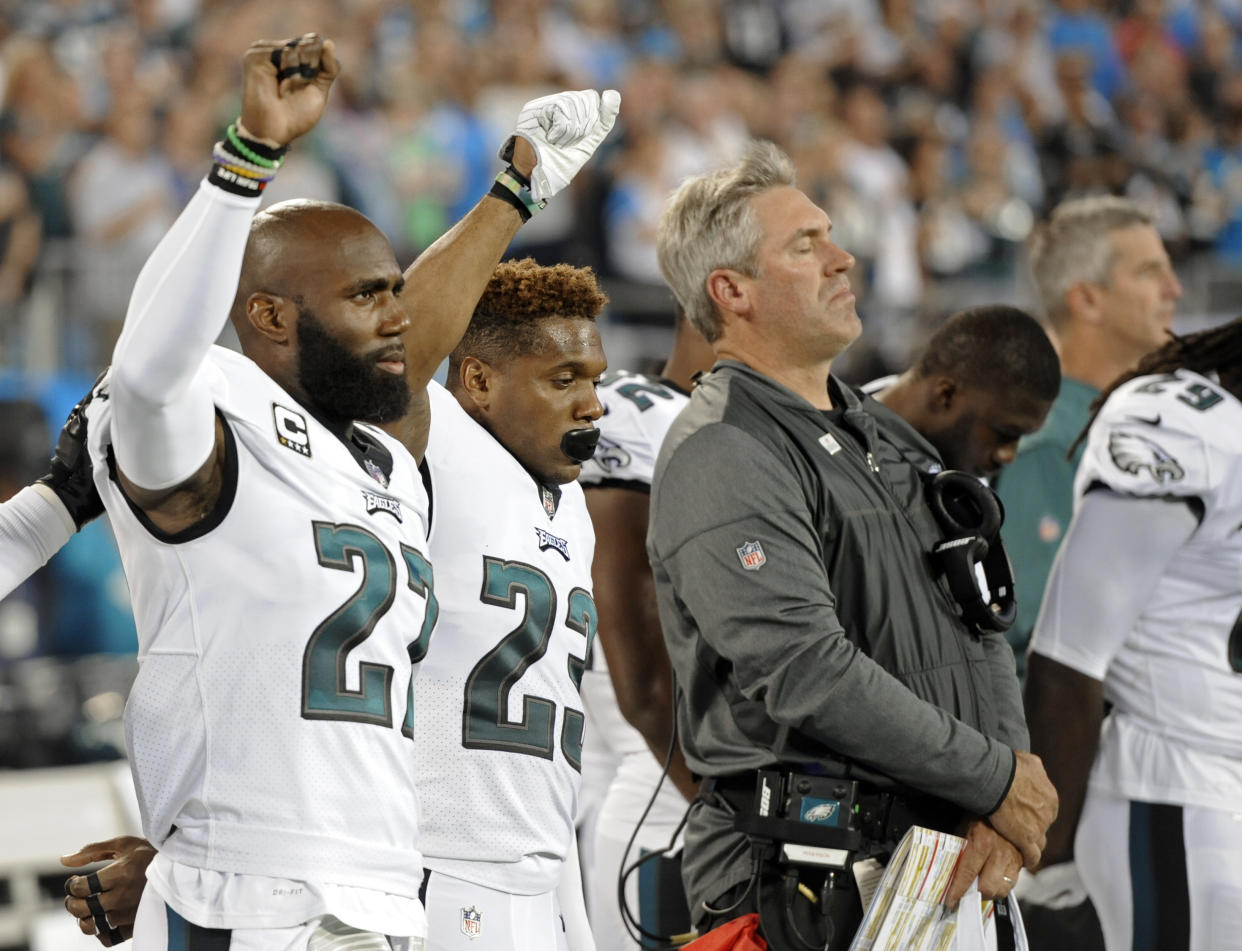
xmin=683 ymin=913 xmax=767 ymax=951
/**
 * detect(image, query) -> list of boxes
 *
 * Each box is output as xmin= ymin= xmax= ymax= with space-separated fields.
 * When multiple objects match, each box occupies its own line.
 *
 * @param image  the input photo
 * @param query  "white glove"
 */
xmin=1016 ymin=861 xmax=1090 ymax=909
xmin=502 ymin=89 xmax=621 ymax=202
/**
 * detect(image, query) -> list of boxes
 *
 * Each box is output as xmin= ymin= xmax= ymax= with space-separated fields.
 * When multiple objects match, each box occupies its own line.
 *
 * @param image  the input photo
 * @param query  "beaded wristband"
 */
xmin=224 ymin=123 xmax=287 ymax=169
xmin=211 ymin=143 xmax=277 ymax=181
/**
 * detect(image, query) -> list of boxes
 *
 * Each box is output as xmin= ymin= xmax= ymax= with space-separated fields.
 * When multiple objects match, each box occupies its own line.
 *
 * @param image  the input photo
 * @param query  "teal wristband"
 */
xmin=493 ymin=168 xmax=545 ymax=218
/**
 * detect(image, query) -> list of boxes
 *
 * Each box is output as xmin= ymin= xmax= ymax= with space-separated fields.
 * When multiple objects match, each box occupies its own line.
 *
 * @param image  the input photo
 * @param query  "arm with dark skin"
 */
xmin=62 ymin=837 xmax=156 ymax=947
xmin=399 ymin=144 xmax=531 ymax=384
xmin=1024 ymin=653 xmax=1106 ymax=867
xmin=584 ymin=485 xmax=696 ymax=801
xmin=384 ymin=140 xmax=534 ymax=459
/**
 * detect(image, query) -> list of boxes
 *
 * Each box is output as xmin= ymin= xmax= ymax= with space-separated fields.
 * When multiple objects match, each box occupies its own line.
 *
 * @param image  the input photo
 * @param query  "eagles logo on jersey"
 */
xmin=591 ymin=435 xmax=633 ymax=474
xmin=1107 ymin=430 xmax=1185 ymax=484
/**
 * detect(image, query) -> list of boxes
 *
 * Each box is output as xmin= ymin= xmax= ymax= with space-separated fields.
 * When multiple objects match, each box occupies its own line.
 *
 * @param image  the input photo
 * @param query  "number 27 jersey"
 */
xmin=87 ymin=347 xmax=435 ymax=901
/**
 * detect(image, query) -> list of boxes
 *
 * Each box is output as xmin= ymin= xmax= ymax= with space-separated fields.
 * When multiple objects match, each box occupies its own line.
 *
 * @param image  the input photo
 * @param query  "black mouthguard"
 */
xmin=561 ymin=428 xmax=601 ymax=463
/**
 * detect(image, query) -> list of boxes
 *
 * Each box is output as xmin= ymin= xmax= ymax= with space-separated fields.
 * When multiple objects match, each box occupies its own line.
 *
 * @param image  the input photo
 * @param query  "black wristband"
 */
xmin=489 ymin=178 xmax=532 ymax=222
xmin=208 ymin=163 xmax=267 ymax=197
xmin=505 ymin=163 xmax=532 ymax=190
xmin=490 ymin=166 xmax=544 ymax=222
xmin=224 ymin=124 xmax=288 ymax=164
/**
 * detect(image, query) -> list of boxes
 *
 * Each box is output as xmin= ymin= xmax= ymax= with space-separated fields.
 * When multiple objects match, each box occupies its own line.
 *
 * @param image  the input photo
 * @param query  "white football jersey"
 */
xmin=579 ymin=370 xmax=690 ymax=493
xmin=1061 ymin=369 xmax=1242 ymax=810
xmin=415 ymin=382 xmax=598 ymax=894
xmin=87 ymin=347 xmax=434 ymax=899
xmin=578 ymin=370 xmax=691 ymax=828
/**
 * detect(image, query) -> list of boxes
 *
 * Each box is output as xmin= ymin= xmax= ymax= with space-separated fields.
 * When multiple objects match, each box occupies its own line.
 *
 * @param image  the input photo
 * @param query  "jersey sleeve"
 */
xmin=1077 ymin=373 xmax=1224 ymax=507
xmin=1031 ymin=488 xmax=1199 ymax=678
xmin=110 ymin=181 xmax=260 ymax=490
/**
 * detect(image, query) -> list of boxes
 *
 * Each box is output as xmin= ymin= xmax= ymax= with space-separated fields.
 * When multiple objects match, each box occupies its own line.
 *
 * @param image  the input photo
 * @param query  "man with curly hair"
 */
xmin=412 ymin=256 xmax=608 ymax=951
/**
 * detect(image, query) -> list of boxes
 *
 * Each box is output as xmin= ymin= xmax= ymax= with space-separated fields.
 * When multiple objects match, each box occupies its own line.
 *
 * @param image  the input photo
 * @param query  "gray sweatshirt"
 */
xmin=647 ymin=361 xmax=1025 ymax=909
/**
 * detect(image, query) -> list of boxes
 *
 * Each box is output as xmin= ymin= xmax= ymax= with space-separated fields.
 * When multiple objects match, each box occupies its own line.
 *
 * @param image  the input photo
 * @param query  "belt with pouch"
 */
xmin=702 ymin=769 xmax=964 ymax=865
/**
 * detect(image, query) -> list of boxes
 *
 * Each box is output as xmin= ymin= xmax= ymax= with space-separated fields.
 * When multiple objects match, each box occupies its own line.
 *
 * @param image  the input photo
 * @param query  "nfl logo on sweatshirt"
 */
xmin=736 ymin=540 xmax=766 ymax=571
xmin=460 ymin=906 xmax=481 ymax=938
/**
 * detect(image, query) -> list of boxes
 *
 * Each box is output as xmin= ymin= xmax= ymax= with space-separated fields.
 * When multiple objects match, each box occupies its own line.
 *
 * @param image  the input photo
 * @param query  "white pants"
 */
xmin=132 ymin=886 xmax=415 ymax=950
xmin=589 ymin=755 xmax=690 ymax=951
xmin=1076 ymin=788 xmax=1242 ymax=951
xmin=577 ymin=669 xmax=623 ymax=917
xmin=422 ymin=871 xmax=567 ymax=951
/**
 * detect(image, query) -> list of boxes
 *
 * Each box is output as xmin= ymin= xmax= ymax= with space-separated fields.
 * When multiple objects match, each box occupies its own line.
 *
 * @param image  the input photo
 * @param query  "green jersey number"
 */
xmin=602 ymin=370 xmax=677 ymax=412
xmin=462 ymin=557 xmax=597 ymax=769
xmin=302 ymin=522 xmax=438 ymax=731
xmin=1135 ymin=374 xmax=1225 ymax=412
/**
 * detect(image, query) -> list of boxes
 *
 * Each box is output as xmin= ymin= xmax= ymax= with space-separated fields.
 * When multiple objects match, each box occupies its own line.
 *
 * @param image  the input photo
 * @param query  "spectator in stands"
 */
xmin=0 ymin=40 xmax=88 ymax=243
xmin=1039 ymin=52 xmax=1126 ymax=205
xmin=0 ymin=398 xmax=54 ymax=662
xmin=67 ymin=87 xmax=177 ymax=369
xmin=0 ymin=162 xmax=41 ymax=313
xmin=1047 ymin=0 xmax=1128 ymax=100
xmin=997 ymin=195 xmax=1183 ymax=681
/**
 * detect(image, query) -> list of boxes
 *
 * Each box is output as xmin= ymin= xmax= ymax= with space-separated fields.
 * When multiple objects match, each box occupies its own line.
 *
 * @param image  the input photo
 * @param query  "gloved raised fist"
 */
xmin=502 ymin=89 xmax=621 ymax=202
xmin=36 ymin=377 xmax=105 ymax=531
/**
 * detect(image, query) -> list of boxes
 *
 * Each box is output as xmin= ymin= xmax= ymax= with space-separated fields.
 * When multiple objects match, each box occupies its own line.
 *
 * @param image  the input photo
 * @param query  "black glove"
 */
xmin=36 ymin=376 xmax=105 ymax=531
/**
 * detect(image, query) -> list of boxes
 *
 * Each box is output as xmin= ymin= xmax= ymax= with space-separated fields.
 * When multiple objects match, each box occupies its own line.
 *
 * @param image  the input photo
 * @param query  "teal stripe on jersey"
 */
xmin=1128 ymin=801 xmax=1190 ymax=951
xmin=164 ymin=904 xmax=231 ymax=951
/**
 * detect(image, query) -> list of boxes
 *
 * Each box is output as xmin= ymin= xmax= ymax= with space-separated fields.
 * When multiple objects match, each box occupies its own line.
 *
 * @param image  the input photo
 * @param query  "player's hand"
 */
xmin=988 ymin=750 xmax=1059 ymax=869
xmin=62 ymin=836 xmax=155 ymax=947
xmin=239 ymin=33 xmax=340 ymax=148
xmin=501 ymin=89 xmax=621 ymax=202
xmin=945 ymin=818 xmax=1024 ymax=909
xmin=36 ymin=375 xmax=105 ymax=531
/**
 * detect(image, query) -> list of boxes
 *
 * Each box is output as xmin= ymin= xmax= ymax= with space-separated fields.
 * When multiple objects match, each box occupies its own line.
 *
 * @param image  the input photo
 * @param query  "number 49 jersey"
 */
xmin=1067 ymin=368 xmax=1242 ymax=810
xmin=415 ymin=383 xmax=598 ymax=895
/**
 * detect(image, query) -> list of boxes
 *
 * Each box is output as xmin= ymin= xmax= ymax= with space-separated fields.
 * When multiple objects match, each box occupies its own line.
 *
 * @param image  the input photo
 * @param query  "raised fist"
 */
xmin=238 ymin=33 xmax=340 ymax=148
xmin=503 ymin=89 xmax=621 ymax=202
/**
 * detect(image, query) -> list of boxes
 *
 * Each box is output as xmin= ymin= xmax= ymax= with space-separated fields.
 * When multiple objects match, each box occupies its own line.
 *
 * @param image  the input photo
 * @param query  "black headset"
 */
xmin=925 ymin=470 xmax=1017 ymax=634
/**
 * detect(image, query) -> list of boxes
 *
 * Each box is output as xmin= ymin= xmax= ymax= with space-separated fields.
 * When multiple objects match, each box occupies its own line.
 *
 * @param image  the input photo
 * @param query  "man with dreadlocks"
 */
xmin=1024 ymin=317 xmax=1242 ymax=951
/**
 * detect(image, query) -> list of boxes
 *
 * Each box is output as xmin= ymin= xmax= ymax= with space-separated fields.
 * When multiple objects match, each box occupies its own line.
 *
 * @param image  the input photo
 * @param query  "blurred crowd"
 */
xmin=1 ymin=0 xmax=1242 ymax=373
xmin=3 ymin=0 xmax=1242 ymax=765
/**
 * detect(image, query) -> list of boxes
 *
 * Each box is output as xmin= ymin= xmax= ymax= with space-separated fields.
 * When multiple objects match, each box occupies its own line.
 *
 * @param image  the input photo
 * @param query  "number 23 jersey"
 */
xmin=415 ymin=382 xmax=598 ymax=894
